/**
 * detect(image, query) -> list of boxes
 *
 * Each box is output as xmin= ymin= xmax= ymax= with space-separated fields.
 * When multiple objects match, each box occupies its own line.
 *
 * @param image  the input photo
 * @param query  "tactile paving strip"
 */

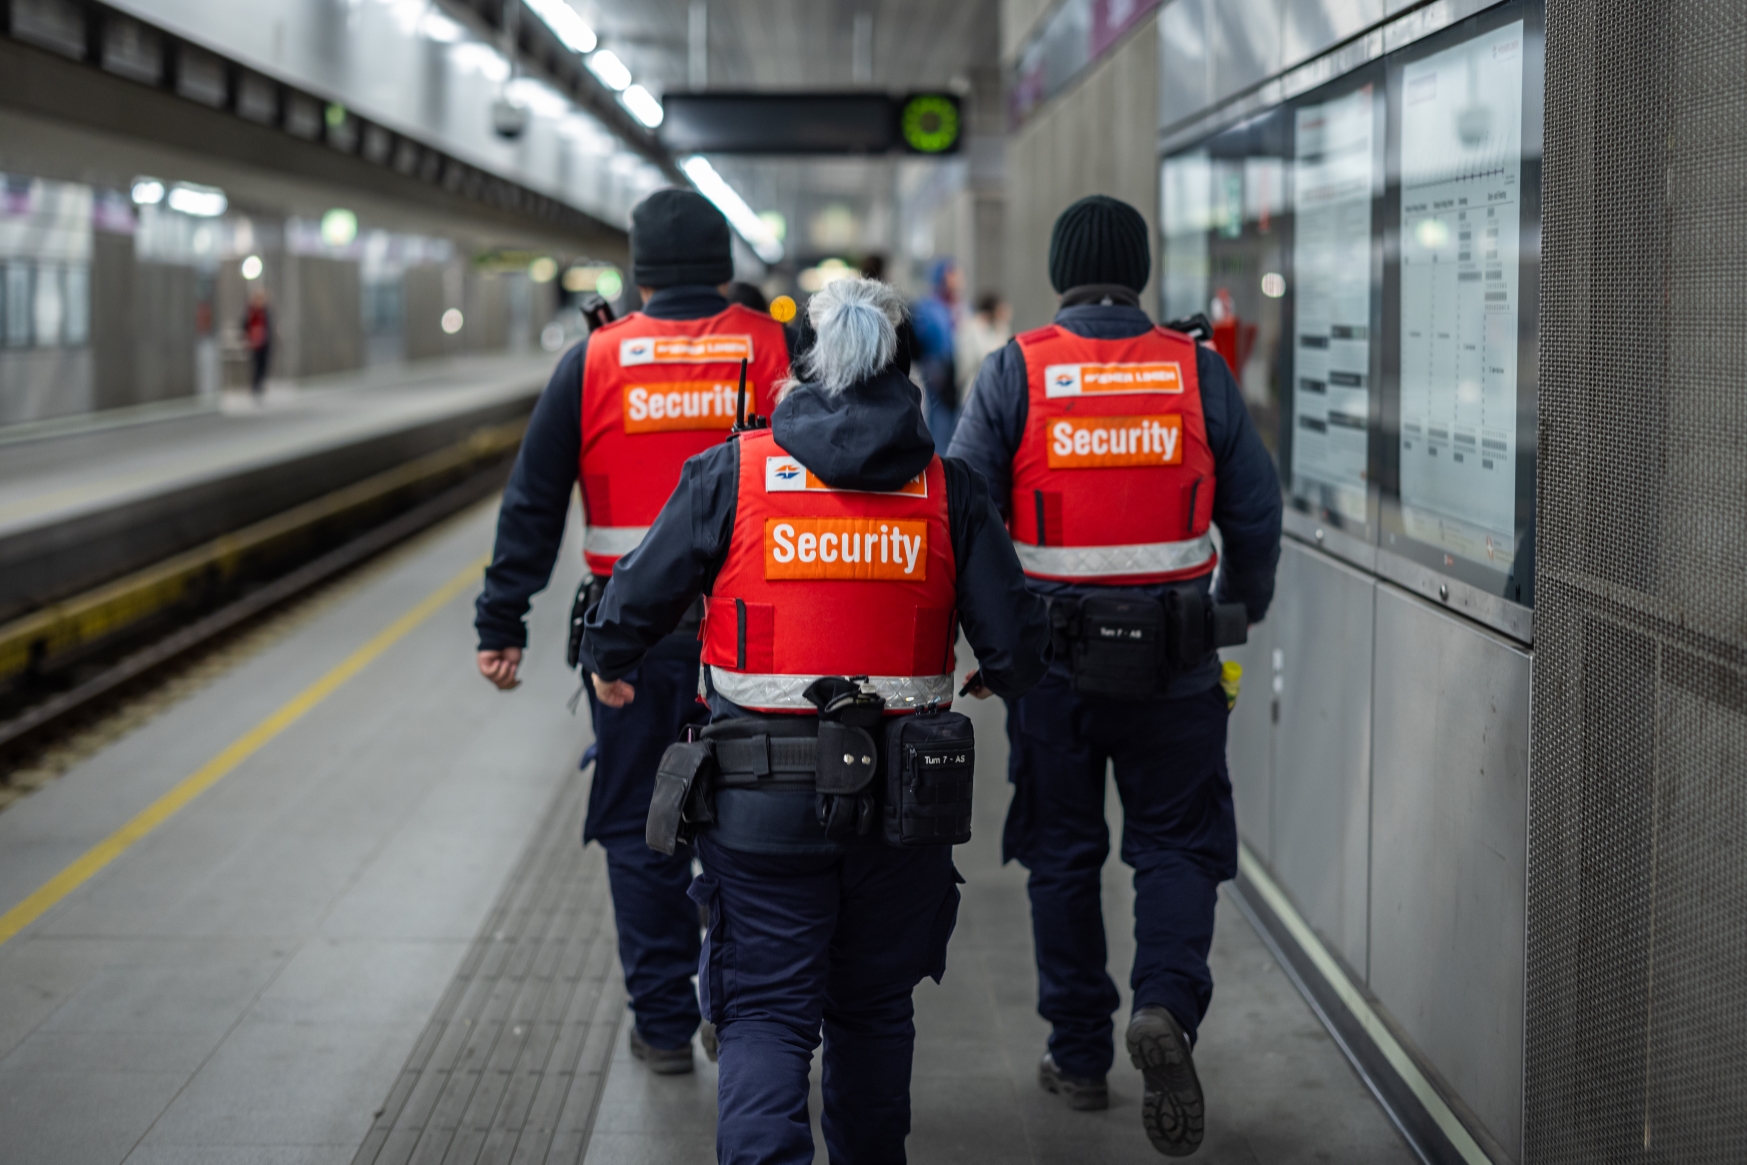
xmin=352 ymin=768 xmax=624 ymax=1165
xmin=1529 ymin=1 xmax=1747 ymax=1159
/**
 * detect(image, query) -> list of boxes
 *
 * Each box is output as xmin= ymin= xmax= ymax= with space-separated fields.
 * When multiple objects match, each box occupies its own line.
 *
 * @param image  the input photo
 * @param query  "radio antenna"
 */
xmin=734 ymin=357 xmax=748 ymax=430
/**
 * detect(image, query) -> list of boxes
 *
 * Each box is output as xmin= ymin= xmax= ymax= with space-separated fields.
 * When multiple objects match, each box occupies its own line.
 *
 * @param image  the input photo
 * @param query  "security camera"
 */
xmin=492 ymin=96 xmax=529 ymax=140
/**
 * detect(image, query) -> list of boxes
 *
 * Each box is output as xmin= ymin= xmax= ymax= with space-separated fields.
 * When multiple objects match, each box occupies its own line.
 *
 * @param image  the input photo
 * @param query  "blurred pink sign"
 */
xmin=1090 ymin=0 xmax=1163 ymax=56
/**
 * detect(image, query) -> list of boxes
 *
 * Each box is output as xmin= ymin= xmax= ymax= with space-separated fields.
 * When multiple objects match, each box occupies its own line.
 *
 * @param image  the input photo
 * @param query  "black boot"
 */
xmin=1126 ymin=1007 xmax=1204 ymax=1156
xmin=629 ymin=1025 xmax=695 ymax=1075
xmin=1037 ymin=1052 xmax=1109 ymax=1111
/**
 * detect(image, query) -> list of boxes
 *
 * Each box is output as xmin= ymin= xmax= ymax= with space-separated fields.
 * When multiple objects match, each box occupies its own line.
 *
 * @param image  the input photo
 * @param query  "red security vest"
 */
xmin=1009 ymin=324 xmax=1218 ymax=584
xmin=701 ymin=429 xmax=959 ymax=713
xmin=578 ymin=306 xmax=789 ymax=575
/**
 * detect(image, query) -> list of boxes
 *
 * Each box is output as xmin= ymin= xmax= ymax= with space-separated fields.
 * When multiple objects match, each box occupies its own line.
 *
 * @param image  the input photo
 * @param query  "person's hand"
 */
xmin=959 ymin=670 xmax=992 ymax=700
xmin=966 ymin=681 xmax=993 ymax=700
xmin=592 ymin=674 xmax=635 ymax=707
xmin=477 ymin=647 xmax=522 ymax=690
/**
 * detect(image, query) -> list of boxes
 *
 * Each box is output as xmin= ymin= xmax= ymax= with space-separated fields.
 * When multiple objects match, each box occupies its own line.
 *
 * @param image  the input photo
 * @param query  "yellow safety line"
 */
xmin=1237 ymin=844 xmax=1493 ymax=1164
xmin=0 ymin=555 xmax=488 ymax=948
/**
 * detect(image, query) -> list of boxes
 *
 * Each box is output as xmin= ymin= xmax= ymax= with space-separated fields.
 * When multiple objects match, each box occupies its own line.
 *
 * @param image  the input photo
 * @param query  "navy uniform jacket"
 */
xmin=947 ymin=300 xmax=1283 ymax=697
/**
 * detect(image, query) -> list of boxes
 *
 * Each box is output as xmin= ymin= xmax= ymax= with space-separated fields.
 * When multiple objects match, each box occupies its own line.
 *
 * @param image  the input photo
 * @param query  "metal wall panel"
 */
xmin=1223 ymin=614 xmax=1275 ymax=862
xmin=1370 ymin=586 xmax=1528 ymax=1162
xmin=1269 ymin=539 xmax=1374 ymax=976
xmin=1157 ymin=0 xmax=1211 ymax=129
xmin=1211 ymin=0 xmax=1284 ymax=103
xmin=1282 ymin=0 xmax=1385 ymax=71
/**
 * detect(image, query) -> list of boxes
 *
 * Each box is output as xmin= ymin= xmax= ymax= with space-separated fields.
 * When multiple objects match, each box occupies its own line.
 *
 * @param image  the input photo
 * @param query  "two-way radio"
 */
xmin=729 ymin=357 xmax=768 ymax=436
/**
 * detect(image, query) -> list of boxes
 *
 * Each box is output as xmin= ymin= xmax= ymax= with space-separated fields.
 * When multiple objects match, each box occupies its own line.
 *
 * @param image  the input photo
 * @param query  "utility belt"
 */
xmin=646 ymin=676 xmax=975 ymax=855
xmin=1049 ymin=583 xmax=1248 ymax=699
xmin=567 ymin=575 xmax=703 ymax=668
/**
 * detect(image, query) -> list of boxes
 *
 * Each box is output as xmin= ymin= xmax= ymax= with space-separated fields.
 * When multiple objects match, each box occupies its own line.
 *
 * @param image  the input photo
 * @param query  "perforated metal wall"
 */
xmin=1529 ymin=1 xmax=1747 ymax=1160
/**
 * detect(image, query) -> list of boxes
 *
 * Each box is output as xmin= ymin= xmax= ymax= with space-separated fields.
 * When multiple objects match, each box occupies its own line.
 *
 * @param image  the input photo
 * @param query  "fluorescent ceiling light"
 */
xmin=525 ymin=0 xmax=596 ymax=53
xmin=681 ymin=156 xmax=783 ymax=265
xmin=130 ymin=177 xmax=165 ymax=205
xmin=586 ymin=49 xmax=632 ymax=91
xmin=420 ymin=11 xmax=463 ymax=42
xmin=166 ymin=183 xmax=227 ymax=217
xmin=621 ymin=84 xmax=663 ymax=128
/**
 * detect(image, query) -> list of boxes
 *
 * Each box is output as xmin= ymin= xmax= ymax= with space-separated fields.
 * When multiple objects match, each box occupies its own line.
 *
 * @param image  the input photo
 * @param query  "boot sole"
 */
xmin=1127 ymin=1017 xmax=1204 ymax=1156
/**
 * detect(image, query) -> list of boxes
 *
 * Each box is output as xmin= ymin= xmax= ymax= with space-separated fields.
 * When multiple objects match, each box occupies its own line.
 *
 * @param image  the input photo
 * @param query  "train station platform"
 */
xmin=0 ymin=355 xmax=553 ymax=626
xmin=0 ymin=498 xmax=1413 ymax=1165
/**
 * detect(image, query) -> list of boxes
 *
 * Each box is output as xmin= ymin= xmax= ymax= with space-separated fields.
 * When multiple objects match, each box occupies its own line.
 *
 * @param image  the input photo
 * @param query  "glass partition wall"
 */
xmin=1162 ymin=0 xmax=1542 ymax=639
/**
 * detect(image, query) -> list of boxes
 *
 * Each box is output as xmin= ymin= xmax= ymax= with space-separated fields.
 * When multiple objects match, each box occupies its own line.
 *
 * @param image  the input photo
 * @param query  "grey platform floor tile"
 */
xmin=0 ymin=1068 xmax=186 ymax=1165
xmin=124 ymin=1148 xmax=356 ymax=1165
xmin=0 ymin=501 xmax=594 ymax=1163
xmin=137 ymin=1016 xmax=427 ymax=1148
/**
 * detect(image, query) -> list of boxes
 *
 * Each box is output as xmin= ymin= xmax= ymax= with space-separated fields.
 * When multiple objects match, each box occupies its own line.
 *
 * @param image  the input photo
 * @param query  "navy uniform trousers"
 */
xmin=692 ymin=827 xmax=963 ymax=1165
xmin=1003 ymin=670 xmax=1238 ymax=1079
xmin=583 ymin=634 xmax=711 ymax=1051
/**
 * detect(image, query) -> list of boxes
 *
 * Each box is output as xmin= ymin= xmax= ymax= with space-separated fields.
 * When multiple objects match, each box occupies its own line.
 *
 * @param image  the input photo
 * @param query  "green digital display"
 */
xmin=900 ymin=94 xmax=962 ymax=154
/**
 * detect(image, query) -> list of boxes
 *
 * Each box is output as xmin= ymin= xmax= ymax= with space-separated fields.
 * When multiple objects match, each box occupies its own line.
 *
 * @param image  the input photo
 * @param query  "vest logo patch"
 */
xmin=765 ymin=519 xmax=927 ymax=580
xmin=763 ymin=456 xmax=927 ymax=496
xmin=620 ymin=335 xmax=752 ymax=366
xmin=623 ymin=382 xmax=739 ymax=432
xmin=1047 ymin=415 xmax=1183 ymax=468
xmin=1044 ymin=361 xmax=1184 ymax=397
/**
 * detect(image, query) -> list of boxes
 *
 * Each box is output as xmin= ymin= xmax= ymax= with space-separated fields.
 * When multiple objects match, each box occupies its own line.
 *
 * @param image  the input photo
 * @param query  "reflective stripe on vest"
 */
xmin=1008 ymin=323 xmax=1219 ymax=585
xmin=583 ymin=525 xmax=650 ymax=559
xmin=578 ymin=305 xmax=789 ymax=576
xmin=708 ymin=667 xmax=955 ymax=713
xmin=1013 ymin=533 xmax=1216 ymax=580
xmin=700 ymin=429 xmax=959 ymax=714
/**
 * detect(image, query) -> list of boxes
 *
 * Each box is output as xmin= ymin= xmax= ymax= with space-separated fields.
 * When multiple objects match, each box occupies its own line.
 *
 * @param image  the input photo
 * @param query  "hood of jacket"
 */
xmin=769 ymin=367 xmax=935 ymax=492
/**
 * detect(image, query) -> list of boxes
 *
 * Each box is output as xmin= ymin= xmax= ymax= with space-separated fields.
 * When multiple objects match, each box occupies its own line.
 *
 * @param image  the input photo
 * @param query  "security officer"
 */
xmin=475 ymin=188 xmax=789 ymax=1074
xmin=580 ymin=276 xmax=1050 ymax=1163
xmin=948 ymin=195 xmax=1282 ymax=1156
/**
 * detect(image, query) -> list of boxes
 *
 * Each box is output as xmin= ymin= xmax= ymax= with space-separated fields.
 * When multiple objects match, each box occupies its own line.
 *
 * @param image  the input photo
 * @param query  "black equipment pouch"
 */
xmin=1164 ymin=588 xmax=1250 ymax=673
xmin=806 ymin=676 xmax=885 ymax=839
xmin=882 ymin=707 xmax=976 ymax=847
xmin=645 ymin=736 xmax=716 ymax=855
xmin=567 ymin=576 xmax=606 ymax=670
xmin=1067 ymin=594 xmax=1167 ymax=698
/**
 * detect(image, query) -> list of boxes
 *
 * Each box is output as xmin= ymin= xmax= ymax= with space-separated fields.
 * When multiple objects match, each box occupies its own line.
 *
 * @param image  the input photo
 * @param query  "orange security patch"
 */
xmin=1047 ymin=415 xmax=1183 ymax=469
xmin=1044 ymin=361 xmax=1184 ymax=397
xmin=623 ymin=382 xmax=740 ymax=433
xmin=765 ymin=518 xmax=928 ymax=580
xmin=620 ymin=335 xmax=752 ymax=366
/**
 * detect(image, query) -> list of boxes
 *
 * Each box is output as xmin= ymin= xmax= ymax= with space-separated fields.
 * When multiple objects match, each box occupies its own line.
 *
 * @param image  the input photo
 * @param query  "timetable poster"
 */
xmin=1291 ymin=85 xmax=1375 ymax=524
xmin=1397 ymin=21 xmax=1525 ymax=570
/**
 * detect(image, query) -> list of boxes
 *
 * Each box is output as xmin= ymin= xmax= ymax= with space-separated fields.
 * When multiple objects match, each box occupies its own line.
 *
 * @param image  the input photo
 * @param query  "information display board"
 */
xmin=1290 ymin=84 xmax=1377 ymax=526
xmin=1395 ymin=22 xmax=1526 ymax=570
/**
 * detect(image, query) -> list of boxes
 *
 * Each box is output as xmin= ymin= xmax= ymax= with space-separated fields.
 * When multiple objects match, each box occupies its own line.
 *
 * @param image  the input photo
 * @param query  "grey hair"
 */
xmin=797 ymin=277 xmax=907 ymax=395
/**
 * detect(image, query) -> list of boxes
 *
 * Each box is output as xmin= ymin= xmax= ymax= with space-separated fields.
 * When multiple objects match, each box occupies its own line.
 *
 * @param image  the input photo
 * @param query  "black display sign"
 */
xmin=658 ymin=92 xmax=963 ymax=156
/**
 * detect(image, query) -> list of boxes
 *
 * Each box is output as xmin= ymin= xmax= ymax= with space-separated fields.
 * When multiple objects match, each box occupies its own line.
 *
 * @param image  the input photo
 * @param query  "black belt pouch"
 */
xmin=1072 ymin=594 xmax=1167 ymax=699
xmin=882 ymin=710 xmax=976 ymax=847
xmin=646 ymin=739 xmax=716 ymax=855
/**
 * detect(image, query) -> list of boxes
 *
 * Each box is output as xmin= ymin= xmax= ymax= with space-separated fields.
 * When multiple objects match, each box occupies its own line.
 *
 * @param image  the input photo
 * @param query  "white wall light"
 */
xmin=130 ymin=178 xmax=165 ymax=205
xmin=621 ymin=84 xmax=663 ymax=128
xmin=525 ymin=0 xmax=596 ymax=53
xmin=167 ymin=183 xmax=227 ymax=217
xmin=586 ymin=49 xmax=632 ymax=91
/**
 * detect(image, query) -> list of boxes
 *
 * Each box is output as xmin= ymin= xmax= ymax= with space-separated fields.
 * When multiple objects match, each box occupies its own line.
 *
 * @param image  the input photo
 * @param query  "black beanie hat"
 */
xmin=1048 ymin=194 xmax=1150 ymax=294
xmin=631 ymin=188 xmax=734 ymax=288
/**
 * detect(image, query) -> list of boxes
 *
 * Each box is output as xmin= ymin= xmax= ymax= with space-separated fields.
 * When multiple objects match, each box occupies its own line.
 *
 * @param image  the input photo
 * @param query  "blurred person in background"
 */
xmin=724 ymin=281 xmax=768 ymax=312
xmin=955 ymin=292 xmax=1012 ymax=411
xmin=243 ymin=285 xmax=271 ymax=401
xmin=911 ymin=257 xmax=963 ymax=451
